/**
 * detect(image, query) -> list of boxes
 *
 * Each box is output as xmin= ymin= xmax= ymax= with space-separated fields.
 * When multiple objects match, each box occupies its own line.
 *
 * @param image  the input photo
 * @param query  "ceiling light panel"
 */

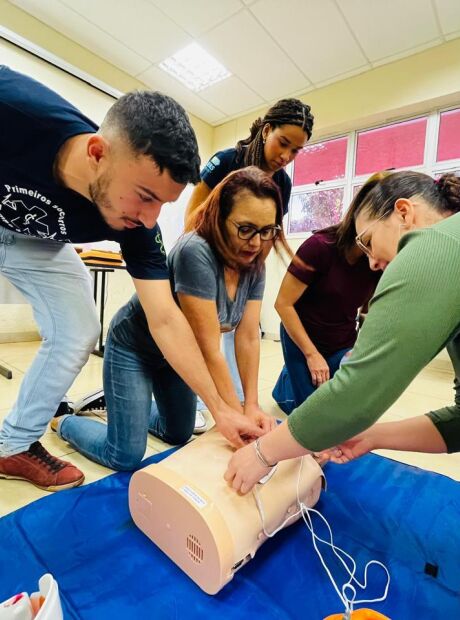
xmin=159 ymin=43 xmax=231 ymax=92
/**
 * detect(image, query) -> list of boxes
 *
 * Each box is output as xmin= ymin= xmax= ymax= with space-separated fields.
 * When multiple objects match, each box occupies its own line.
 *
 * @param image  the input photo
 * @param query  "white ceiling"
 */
xmin=8 ymin=0 xmax=460 ymax=126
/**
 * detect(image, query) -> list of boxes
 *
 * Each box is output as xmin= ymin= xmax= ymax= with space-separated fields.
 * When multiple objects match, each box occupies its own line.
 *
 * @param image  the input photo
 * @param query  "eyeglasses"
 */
xmin=229 ymin=220 xmax=282 ymax=241
xmin=355 ymin=212 xmax=388 ymax=257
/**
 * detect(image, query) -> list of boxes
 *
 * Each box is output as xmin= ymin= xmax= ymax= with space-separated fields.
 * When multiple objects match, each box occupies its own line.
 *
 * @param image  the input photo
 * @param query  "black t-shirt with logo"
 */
xmin=0 ymin=65 xmax=168 ymax=280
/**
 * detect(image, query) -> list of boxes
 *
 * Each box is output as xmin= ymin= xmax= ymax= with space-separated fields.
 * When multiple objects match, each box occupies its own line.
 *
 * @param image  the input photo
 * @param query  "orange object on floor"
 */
xmin=324 ymin=610 xmax=390 ymax=620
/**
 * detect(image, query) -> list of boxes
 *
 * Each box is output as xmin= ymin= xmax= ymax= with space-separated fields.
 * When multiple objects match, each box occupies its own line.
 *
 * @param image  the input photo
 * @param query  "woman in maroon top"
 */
xmin=272 ymin=173 xmax=387 ymax=413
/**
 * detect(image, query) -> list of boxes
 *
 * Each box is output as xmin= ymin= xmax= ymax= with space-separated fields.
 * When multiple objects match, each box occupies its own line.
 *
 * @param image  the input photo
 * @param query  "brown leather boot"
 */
xmin=0 ymin=441 xmax=84 ymax=491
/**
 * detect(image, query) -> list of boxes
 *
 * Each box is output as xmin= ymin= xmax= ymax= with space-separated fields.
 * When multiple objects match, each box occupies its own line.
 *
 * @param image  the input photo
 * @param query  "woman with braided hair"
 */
xmin=186 ymin=98 xmax=314 ymax=222
xmin=185 ymin=99 xmax=313 ymax=428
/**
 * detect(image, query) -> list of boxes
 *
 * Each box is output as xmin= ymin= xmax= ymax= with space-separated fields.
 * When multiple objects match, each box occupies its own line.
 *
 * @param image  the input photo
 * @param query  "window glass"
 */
xmin=437 ymin=109 xmax=460 ymax=162
xmin=293 ymin=137 xmax=348 ymax=186
xmin=288 ymin=188 xmax=344 ymax=234
xmin=355 ymin=118 xmax=427 ymax=176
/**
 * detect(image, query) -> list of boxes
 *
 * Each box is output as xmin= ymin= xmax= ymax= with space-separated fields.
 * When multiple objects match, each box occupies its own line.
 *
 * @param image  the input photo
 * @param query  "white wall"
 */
xmin=157 ymin=185 xmax=193 ymax=254
xmin=261 ymin=237 xmax=306 ymax=339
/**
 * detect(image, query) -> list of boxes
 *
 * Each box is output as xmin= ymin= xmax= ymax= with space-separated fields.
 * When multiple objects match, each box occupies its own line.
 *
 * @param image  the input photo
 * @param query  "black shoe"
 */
xmin=73 ymin=389 xmax=106 ymax=414
xmin=54 ymin=401 xmax=75 ymax=417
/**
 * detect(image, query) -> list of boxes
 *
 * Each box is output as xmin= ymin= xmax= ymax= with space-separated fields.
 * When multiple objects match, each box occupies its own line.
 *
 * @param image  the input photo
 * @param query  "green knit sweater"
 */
xmin=288 ymin=213 xmax=460 ymax=452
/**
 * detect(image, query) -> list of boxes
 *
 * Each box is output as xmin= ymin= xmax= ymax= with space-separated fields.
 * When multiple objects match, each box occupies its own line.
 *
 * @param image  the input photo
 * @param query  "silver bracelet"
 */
xmin=254 ymin=438 xmax=277 ymax=468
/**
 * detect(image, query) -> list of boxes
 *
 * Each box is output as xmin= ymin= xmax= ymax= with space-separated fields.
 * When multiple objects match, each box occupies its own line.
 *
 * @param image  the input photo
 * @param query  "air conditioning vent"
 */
xmin=186 ymin=534 xmax=203 ymax=564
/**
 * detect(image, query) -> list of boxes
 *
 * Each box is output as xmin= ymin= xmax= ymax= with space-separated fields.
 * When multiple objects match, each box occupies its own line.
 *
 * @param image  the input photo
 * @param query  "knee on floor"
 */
xmin=106 ymin=448 xmax=146 ymax=471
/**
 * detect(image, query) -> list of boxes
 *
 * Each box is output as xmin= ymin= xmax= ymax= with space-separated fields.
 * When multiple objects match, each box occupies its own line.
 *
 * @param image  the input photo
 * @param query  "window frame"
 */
xmin=434 ymin=106 xmax=460 ymax=168
xmin=286 ymin=105 xmax=460 ymax=239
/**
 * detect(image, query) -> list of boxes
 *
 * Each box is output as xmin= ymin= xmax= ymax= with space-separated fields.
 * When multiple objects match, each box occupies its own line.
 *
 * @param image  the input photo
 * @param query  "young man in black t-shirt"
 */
xmin=0 ymin=67 xmax=262 ymax=492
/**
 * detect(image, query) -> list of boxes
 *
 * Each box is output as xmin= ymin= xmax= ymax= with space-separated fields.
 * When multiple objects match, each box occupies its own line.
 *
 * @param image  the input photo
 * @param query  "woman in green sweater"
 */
xmin=225 ymin=171 xmax=460 ymax=493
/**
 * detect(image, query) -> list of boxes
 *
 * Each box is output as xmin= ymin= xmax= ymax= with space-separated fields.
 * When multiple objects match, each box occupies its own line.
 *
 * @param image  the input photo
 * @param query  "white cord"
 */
xmin=253 ymin=486 xmax=302 ymax=538
xmin=252 ymin=457 xmax=390 ymax=616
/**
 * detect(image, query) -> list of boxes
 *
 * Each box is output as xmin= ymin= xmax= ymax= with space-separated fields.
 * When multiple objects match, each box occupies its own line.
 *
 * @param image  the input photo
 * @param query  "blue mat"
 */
xmin=1 ymin=451 xmax=460 ymax=619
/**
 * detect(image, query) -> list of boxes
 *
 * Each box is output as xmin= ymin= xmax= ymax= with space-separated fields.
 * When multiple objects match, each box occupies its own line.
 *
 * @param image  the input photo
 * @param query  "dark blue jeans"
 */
xmin=272 ymin=325 xmax=351 ymax=414
xmin=59 ymin=306 xmax=196 ymax=471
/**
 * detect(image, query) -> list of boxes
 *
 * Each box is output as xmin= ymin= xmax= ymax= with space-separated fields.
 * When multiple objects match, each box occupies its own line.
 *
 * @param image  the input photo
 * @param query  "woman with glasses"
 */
xmin=224 ymin=171 xmax=460 ymax=494
xmin=171 ymin=167 xmax=290 ymax=435
xmin=54 ymin=168 xmax=289 ymax=471
xmin=272 ymin=174 xmax=386 ymax=413
xmin=184 ymin=99 xmax=313 ymax=425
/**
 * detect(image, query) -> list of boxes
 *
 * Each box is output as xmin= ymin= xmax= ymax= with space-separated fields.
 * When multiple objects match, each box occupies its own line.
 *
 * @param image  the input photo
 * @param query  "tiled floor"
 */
xmin=0 ymin=339 xmax=458 ymax=517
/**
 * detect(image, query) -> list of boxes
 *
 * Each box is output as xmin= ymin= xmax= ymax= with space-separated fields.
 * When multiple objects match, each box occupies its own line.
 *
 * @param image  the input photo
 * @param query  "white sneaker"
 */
xmin=73 ymin=389 xmax=106 ymax=414
xmin=193 ymin=410 xmax=207 ymax=434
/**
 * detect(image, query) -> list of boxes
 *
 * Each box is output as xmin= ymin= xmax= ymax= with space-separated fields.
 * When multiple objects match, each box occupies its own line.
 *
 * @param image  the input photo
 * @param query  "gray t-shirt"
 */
xmin=168 ymin=232 xmax=265 ymax=331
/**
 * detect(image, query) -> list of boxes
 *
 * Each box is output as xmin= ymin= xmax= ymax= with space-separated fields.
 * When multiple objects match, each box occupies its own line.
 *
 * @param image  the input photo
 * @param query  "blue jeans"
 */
xmin=58 ymin=304 xmax=197 ymax=470
xmin=272 ymin=324 xmax=351 ymax=414
xmin=196 ymin=329 xmax=244 ymax=410
xmin=222 ymin=330 xmax=244 ymax=401
xmin=0 ymin=226 xmax=100 ymax=456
